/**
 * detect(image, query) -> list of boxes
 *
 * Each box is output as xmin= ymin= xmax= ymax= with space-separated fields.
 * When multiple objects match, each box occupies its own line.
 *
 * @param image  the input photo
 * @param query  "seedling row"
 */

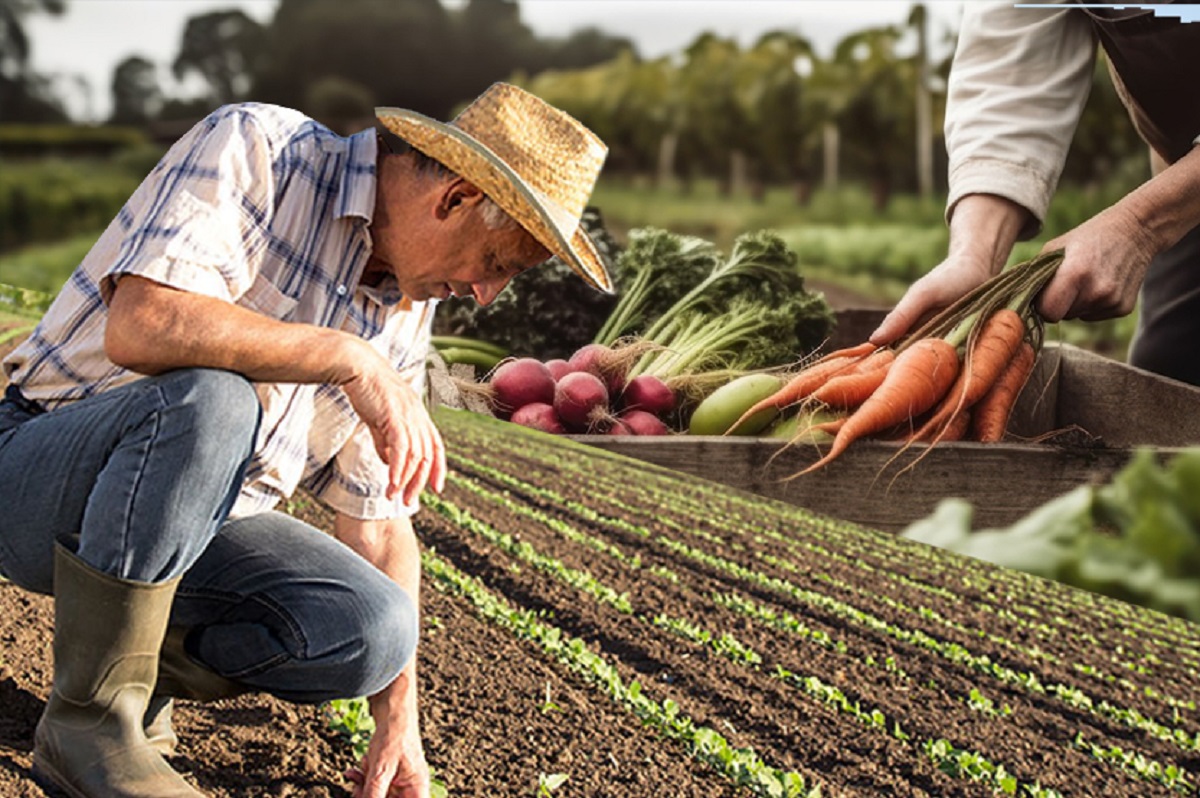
xmin=410 ymin=410 xmax=1200 ymax=796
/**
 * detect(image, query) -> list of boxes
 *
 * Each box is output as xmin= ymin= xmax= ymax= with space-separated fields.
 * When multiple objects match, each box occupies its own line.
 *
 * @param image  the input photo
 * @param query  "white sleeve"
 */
xmin=945 ymin=1 xmax=1098 ymax=239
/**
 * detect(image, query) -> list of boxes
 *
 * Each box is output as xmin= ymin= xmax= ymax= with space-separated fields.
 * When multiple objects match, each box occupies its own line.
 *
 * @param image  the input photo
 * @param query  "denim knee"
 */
xmin=350 ymin=582 xmax=419 ymax=697
xmin=171 ymin=369 xmax=261 ymax=457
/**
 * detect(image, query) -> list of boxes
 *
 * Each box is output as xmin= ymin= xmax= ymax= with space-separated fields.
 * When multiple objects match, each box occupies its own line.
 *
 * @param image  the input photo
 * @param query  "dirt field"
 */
xmin=4 ymin=403 xmax=1199 ymax=797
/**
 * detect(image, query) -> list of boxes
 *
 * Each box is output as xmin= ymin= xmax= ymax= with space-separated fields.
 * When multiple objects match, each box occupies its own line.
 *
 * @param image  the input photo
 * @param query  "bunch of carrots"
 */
xmin=729 ymin=250 xmax=1065 ymax=475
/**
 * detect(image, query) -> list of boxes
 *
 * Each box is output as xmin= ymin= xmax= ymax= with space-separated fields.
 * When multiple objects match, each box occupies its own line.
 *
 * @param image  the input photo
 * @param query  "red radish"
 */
xmin=567 ymin=343 xmax=610 ymax=375
xmin=620 ymin=409 xmax=670 ymax=436
xmin=545 ymin=358 xmax=573 ymax=381
xmin=510 ymin=402 xmax=566 ymax=434
xmin=606 ymin=419 xmax=633 ymax=435
xmin=568 ymin=343 xmax=625 ymax=396
xmin=490 ymin=358 xmax=555 ymax=415
xmin=620 ymin=374 xmax=675 ymax=416
xmin=554 ymin=371 xmax=609 ymax=432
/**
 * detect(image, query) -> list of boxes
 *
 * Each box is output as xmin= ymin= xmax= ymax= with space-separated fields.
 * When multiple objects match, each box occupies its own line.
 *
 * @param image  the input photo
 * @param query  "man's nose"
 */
xmin=472 ymin=277 xmax=510 ymax=307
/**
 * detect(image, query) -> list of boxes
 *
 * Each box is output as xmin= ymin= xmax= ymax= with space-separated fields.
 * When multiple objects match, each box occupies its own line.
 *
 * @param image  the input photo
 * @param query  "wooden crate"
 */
xmin=576 ymin=341 xmax=1200 ymax=533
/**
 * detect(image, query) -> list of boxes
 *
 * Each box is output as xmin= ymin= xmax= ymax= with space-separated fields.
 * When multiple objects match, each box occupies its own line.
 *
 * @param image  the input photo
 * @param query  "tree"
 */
xmin=253 ymin=0 xmax=457 ymax=120
xmin=542 ymin=27 xmax=637 ymax=73
xmin=305 ymin=75 xmax=375 ymax=134
xmin=109 ymin=55 xmax=161 ymax=125
xmin=910 ymin=3 xmax=934 ymax=198
xmin=0 ymin=0 xmax=68 ymax=122
xmin=823 ymin=25 xmax=915 ymax=211
xmin=172 ymin=9 xmax=266 ymax=106
xmin=447 ymin=0 xmax=540 ymax=101
xmin=735 ymin=31 xmax=818 ymax=203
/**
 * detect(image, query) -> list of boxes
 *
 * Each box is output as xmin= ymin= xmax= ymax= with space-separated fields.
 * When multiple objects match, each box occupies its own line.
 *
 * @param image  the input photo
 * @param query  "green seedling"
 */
xmin=537 ymin=773 xmax=568 ymax=796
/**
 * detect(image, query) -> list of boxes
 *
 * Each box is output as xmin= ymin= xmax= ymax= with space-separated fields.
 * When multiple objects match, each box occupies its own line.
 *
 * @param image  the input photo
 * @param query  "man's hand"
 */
xmin=871 ymin=194 xmax=1028 ymax=346
xmin=1036 ymin=201 xmax=1158 ymax=323
xmin=343 ymin=710 xmax=430 ymax=798
xmin=869 ymin=251 xmax=994 ymax=346
xmin=334 ymin=516 xmax=429 ymax=798
xmin=340 ymin=345 xmax=446 ymax=505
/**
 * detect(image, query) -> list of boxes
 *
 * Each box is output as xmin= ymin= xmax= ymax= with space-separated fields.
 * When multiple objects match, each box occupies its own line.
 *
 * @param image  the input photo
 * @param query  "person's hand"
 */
xmin=343 ymin=669 xmax=430 ymax=798
xmin=1035 ymin=202 xmax=1158 ymax=322
xmin=870 ymin=193 xmax=1028 ymax=347
xmin=340 ymin=343 xmax=446 ymax=505
xmin=343 ymin=726 xmax=430 ymax=798
xmin=869 ymin=251 xmax=994 ymax=346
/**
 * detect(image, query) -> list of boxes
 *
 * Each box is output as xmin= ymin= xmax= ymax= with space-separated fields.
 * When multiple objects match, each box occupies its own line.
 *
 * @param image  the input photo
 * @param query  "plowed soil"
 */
xmin=2 ymin=403 xmax=1199 ymax=797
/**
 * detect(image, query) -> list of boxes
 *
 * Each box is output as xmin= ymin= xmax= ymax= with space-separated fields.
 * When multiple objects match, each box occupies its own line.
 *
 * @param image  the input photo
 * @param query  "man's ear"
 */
xmin=436 ymin=179 xmax=486 ymax=219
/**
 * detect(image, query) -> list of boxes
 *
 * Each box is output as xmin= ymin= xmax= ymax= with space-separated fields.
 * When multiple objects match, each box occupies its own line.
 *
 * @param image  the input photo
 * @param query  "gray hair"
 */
xmin=404 ymin=143 xmax=519 ymax=232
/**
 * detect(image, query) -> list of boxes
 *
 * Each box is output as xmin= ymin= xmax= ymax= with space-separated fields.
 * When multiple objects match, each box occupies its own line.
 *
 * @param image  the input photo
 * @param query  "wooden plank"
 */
xmin=1054 ymin=345 xmax=1200 ymax=446
xmin=578 ymin=436 xmax=1158 ymax=533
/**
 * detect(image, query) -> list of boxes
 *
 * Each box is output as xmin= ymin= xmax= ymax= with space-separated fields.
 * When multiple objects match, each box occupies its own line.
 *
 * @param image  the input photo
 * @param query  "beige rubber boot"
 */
xmin=144 ymin=626 xmax=249 ymax=756
xmin=141 ymin=697 xmax=178 ymax=757
xmin=32 ymin=545 xmax=206 ymax=798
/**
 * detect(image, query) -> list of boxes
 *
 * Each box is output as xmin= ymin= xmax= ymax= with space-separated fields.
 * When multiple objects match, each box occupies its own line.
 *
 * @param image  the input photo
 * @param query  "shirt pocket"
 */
xmin=239 ymin=275 xmax=298 ymax=322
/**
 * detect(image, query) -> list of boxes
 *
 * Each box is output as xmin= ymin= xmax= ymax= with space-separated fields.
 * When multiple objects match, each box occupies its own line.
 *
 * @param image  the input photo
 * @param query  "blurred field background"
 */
xmin=0 ymin=0 xmax=1148 ymax=356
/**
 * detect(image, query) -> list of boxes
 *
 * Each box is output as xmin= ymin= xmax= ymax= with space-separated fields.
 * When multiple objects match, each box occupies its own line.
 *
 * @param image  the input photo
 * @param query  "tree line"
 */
xmin=2 ymin=0 xmax=1148 ymax=210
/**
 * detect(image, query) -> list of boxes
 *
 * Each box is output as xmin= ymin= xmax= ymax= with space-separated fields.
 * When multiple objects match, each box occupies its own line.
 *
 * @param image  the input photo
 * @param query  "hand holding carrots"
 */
xmin=742 ymin=251 xmax=1064 ymax=474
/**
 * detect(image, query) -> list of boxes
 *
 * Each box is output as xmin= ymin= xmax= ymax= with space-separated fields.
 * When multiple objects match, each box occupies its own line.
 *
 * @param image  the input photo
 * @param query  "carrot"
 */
xmin=912 ymin=405 xmax=969 ymax=441
xmin=970 ymin=338 xmax=1037 ymax=442
xmin=809 ymin=348 xmax=896 ymax=409
xmin=910 ymin=309 xmax=1026 ymax=444
xmin=727 ymin=350 xmax=876 ymax=432
xmin=790 ymin=337 xmax=960 ymax=476
xmin=812 ymin=341 xmax=878 ymax=364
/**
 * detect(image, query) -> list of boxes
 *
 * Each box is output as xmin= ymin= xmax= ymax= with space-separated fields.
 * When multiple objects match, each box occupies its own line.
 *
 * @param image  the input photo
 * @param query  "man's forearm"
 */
xmin=105 ymin=274 xmax=366 ymax=385
xmin=335 ymin=514 xmax=422 ymax=723
xmin=1120 ymin=145 xmax=1200 ymax=255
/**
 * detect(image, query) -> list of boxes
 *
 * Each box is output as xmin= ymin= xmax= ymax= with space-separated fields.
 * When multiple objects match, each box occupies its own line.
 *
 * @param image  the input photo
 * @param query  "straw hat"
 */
xmin=375 ymin=83 xmax=613 ymax=293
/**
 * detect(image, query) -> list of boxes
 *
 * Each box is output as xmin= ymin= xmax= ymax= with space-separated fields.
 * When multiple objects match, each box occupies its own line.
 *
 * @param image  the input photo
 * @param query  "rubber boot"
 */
xmin=142 ymin=697 xmax=178 ymax=757
xmin=144 ymin=627 xmax=250 ymax=756
xmin=32 ymin=545 xmax=206 ymax=798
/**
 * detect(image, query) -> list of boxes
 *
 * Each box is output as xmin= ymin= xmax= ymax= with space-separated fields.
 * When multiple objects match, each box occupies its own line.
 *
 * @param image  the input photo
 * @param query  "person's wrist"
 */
xmin=327 ymin=330 xmax=374 ymax=387
xmin=948 ymin=194 xmax=1028 ymax=270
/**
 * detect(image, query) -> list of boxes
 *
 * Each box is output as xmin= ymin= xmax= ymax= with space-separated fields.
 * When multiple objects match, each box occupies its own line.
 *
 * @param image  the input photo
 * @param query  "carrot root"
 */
xmin=787 ymin=337 xmax=960 ymax=478
xmin=971 ymin=339 xmax=1038 ymax=442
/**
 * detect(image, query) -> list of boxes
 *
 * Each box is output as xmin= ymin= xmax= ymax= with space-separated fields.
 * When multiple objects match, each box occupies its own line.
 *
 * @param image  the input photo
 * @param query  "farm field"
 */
xmin=2 ymin=406 xmax=1200 ymax=797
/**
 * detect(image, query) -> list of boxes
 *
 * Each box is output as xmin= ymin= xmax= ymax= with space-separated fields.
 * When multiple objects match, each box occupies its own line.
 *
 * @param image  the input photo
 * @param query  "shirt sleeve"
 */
xmin=305 ymin=303 xmax=436 ymax=520
xmin=945 ymin=2 xmax=1098 ymax=239
xmin=99 ymin=106 xmax=276 ymax=304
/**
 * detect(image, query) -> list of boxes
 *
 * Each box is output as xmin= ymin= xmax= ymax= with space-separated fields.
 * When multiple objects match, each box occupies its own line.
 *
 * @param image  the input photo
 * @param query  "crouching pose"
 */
xmin=0 ymin=83 xmax=611 ymax=798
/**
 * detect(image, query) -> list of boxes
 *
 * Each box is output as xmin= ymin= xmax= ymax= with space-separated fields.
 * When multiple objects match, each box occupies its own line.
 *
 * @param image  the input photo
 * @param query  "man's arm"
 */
xmin=106 ymin=276 xmax=444 ymax=504
xmin=1036 ymin=144 xmax=1200 ymax=322
xmin=334 ymin=513 xmax=429 ymax=798
xmin=872 ymin=2 xmax=1096 ymax=345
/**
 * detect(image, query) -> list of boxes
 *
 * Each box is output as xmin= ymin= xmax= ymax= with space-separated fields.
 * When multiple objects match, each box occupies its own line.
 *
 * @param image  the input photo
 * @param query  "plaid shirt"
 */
xmin=3 ymin=103 xmax=437 ymax=520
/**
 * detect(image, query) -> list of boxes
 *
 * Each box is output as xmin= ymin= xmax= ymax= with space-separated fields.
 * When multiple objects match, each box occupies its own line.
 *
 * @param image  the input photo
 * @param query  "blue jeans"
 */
xmin=0 ymin=369 xmax=415 ymax=703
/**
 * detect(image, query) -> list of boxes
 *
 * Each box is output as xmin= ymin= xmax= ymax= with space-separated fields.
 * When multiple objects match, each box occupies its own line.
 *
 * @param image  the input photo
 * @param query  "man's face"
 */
xmin=371 ymin=170 xmax=552 ymax=306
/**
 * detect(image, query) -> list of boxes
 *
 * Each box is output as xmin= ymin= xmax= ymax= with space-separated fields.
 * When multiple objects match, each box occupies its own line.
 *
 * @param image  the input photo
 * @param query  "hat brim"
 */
xmin=376 ymin=107 xmax=614 ymax=294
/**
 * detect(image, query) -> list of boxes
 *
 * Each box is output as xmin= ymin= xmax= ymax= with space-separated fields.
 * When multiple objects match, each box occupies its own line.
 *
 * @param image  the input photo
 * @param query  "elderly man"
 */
xmin=0 ymin=83 xmax=611 ymax=798
xmin=871 ymin=2 xmax=1200 ymax=386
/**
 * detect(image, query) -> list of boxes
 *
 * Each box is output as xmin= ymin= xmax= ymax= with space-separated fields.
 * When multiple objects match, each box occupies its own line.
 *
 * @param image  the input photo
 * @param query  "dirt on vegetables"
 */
xmin=2 ymin=400 xmax=1199 ymax=797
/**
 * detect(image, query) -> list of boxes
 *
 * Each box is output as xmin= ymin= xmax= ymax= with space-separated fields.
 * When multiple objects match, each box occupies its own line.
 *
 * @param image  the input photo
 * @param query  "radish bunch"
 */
xmin=487 ymin=345 xmax=675 ymax=436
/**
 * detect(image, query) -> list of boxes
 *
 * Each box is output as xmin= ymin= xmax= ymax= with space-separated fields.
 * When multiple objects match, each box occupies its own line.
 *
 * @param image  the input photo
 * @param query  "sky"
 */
xmin=25 ymin=0 xmax=967 ymax=122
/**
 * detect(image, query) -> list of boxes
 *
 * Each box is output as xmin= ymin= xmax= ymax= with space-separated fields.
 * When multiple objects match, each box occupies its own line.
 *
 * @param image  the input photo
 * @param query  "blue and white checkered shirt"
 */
xmin=3 ymin=103 xmax=437 ymax=520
